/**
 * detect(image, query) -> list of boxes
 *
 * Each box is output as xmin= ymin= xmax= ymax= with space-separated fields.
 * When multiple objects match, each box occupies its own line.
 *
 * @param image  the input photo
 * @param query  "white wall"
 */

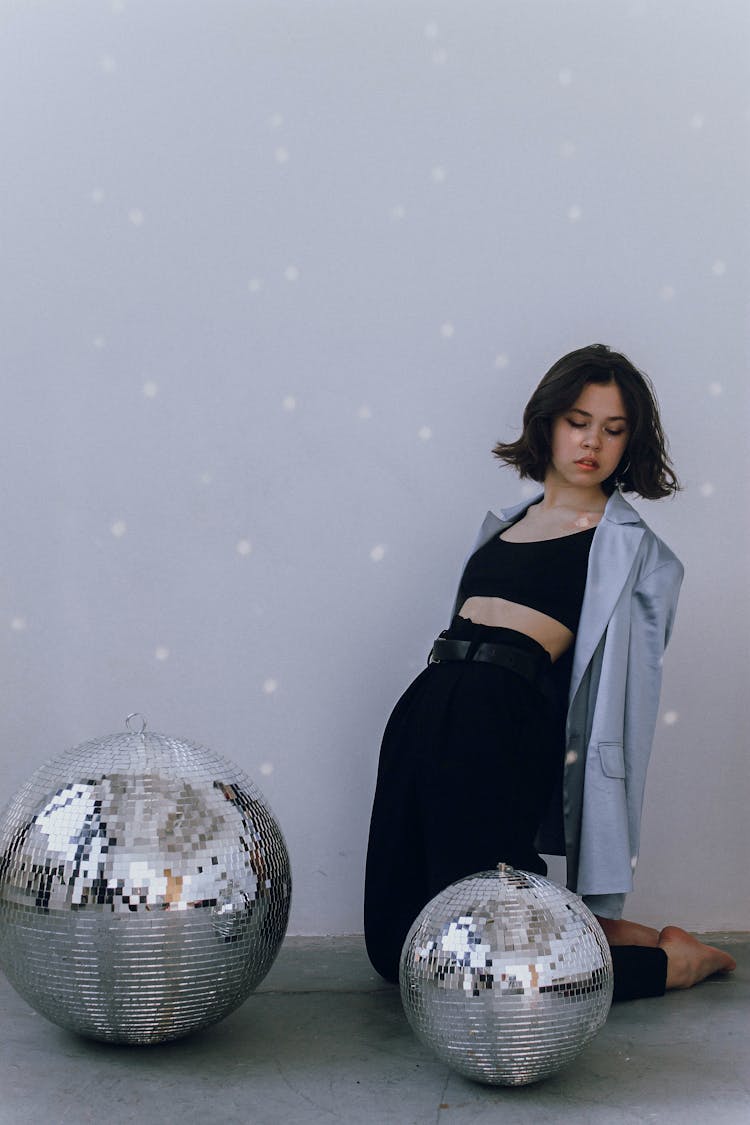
xmin=1 ymin=0 xmax=748 ymax=933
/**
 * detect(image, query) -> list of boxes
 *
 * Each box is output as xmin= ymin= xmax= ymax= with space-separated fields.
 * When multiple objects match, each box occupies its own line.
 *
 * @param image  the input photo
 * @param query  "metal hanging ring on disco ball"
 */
xmin=0 ymin=718 xmax=292 ymax=1045
xmin=400 ymin=863 xmax=614 ymax=1086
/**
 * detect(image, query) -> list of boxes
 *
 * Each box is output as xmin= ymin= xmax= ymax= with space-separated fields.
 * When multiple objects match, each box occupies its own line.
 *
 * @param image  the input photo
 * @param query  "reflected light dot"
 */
xmin=565 ymin=750 xmax=578 ymax=765
xmin=91 ymin=188 xmax=104 ymax=204
xmin=262 ymin=678 xmax=278 ymax=695
xmin=110 ymin=520 xmax=127 ymax=538
xmin=659 ymin=285 xmax=675 ymax=301
xmin=494 ymin=353 xmax=509 ymax=369
xmin=432 ymin=48 xmax=448 ymax=64
xmin=567 ymin=204 xmax=583 ymax=222
xmin=708 ymin=382 xmax=723 ymax=396
xmin=699 ymin=482 xmax=715 ymax=497
xmin=93 ymin=336 xmax=106 ymax=350
xmin=559 ymin=68 xmax=573 ymax=86
xmin=424 ymin=22 xmax=439 ymax=39
xmin=248 ymin=278 xmax=263 ymax=293
xmin=663 ymin=710 xmax=679 ymax=726
xmin=690 ymin=113 xmax=705 ymax=129
xmin=711 ymin=260 xmax=726 ymax=276
xmin=282 ymin=395 xmax=297 ymax=411
xmin=236 ymin=539 xmax=253 ymax=556
xmin=128 ymin=208 xmax=144 ymax=227
xmin=284 ymin=265 xmax=300 ymax=282
xmin=418 ymin=426 xmax=433 ymax=441
xmin=440 ymin=322 xmax=455 ymax=338
xmin=370 ymin=544 xmax=386 ymax=563
xmin=154 ymin=646 xmax=170 ymax=662
xmin=274 ymin=146 xmax=290 ymax=164
xmin=259 ymin=762 xmax=274 ymax=776
xmin=142 ymin=381 xmax=158 ymax=398
xmin=357 ymin=404 xmax=372 ymax=420
xmin=390 ymin=204 xmax=406 ymax=220
xmin=10 ymin=617 xmax=27 ymax=632
xmin=269 ymin=112 xmax=284 ymax=129
xmin=431 ymin=166 xmax=447 ymax=183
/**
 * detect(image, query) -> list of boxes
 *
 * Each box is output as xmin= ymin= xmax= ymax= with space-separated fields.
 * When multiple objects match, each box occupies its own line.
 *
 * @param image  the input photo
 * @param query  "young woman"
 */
xmin=364 ymin=343 xmax=735 ymax=1001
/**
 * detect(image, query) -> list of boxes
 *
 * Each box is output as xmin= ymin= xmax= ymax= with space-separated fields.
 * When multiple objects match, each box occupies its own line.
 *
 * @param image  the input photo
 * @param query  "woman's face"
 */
xmin=547 ymin=380 xmax=630 ymax=491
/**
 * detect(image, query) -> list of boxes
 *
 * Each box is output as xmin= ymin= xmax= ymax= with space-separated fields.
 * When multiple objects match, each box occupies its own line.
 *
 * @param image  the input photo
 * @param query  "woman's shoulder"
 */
xmin=602 ymin=491 xmax=684 ymax=576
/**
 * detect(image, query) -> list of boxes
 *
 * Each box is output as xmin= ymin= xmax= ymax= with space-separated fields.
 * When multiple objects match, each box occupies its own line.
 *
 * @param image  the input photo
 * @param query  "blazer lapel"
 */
xmin=569 ymin=493 xmax=644 ymax=703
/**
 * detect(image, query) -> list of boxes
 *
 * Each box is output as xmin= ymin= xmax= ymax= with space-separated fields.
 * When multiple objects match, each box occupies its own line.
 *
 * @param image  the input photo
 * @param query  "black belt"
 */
xmin=428 ymin=637 xmax=556 ymax=705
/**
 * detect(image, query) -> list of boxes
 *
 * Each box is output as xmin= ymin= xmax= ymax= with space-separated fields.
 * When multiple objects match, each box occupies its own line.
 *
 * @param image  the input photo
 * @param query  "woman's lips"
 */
xmin=575 ymin=459 xmax=599 ymax=470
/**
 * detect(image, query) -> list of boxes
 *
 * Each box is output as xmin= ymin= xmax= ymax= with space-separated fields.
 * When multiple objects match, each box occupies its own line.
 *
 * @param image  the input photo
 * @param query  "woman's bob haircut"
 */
xmin=493 ymin=343 xmax=680 ymax=499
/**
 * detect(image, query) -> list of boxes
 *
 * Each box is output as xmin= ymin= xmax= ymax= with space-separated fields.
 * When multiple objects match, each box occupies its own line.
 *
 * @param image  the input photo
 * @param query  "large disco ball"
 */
xmin=400 ymin=864 xmax=613 ymax=1085
xmin=0 ymin=716 xmax=291 ymax=1044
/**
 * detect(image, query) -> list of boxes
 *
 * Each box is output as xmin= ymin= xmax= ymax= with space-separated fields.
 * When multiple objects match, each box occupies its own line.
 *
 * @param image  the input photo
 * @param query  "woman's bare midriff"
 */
xmin=457 ymin=596 xmax=574 ymax=663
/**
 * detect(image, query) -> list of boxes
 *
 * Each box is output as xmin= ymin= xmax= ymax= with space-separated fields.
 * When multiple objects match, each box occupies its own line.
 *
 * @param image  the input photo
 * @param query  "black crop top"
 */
xmin=458 ymin=526 xmax=596 ymax=634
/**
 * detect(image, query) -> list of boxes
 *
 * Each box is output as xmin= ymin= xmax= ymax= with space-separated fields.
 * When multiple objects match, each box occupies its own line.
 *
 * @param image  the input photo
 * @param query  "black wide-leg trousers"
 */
xmin=363 ymin=619 xmax=667 ymax=1001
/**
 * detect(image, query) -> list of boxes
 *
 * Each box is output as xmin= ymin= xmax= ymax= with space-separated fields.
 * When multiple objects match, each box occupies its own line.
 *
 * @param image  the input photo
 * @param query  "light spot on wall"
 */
xmin=663 ymin=710 xmax=679 ymax=725
xmin=268 ymin=112 xmax=284 ymax=129
xmin=274 ymin=146 xmax=290 ymax=164
xmin=282 ymin=394 xmax=297 ymax=411
xmin=390 ymin=204 xmax=406 ymax=220
xmin=110 ymin=520 xmax=127 ymax=538
xmin=432 ymin=48 xmax=448 ymax=65
xmin=93 ymin=336 xmax=106 ymax=350
xmin=154 ymin=646 xmax=170 ymax=662
xmin=424 ymin=22 xmax=439 ymax=39
xmin=142 ymin=381 xmax=158 ymax=399
xmin=236 ymin=539 xmax=252 ymax=556
xmin=708 ymin=382 xmax=723 ymax=396
xmin=259 ymin=762 xmax=274 ymax=776
xmin=567 ymin=204 xmax=583 ymax=222
xmin=558 ymin=68 xmax=573 ymax=86
xmin=98 ymin=53 xmax=117 ymax=75
xmin=262 ymin=678 xmax=278 ymax=695
xmin=431 ymin=166 xmax=447 ymax=183
xmin=357 ymin=404 xmax=372 ymax=420
xmin=418 ymin=425 xmax=433 ymax=441
xmin=90 ymin=188 xmax=104 ymax=204
xmin=699 ymin=482 xmax=715 ymax=497
xmin=199 ymin=471 xmax=213 ymax=485
xmin=284 ymin=265 xmax=300 ymax=282
xmin=370 ymin=544 xmax=386 ymax=562
xmin=128 ymin=208 xmax=144 ymax=227
xmin=10 ymin=617 xmax=27 ymax=632
xmin=711 ymin=259 xmax=726 ymax=276
xmin=494 ymin=353 xmax=509 ymax=369
xmin=248 ymin=278 xmax=263 ymax=293
xmin=690 ymin=112 xmax=706 ymax=129
xmin=440 ymin=322 xmax=455 ymax=338
xmin=659 ymin=284 xmax=676 ymax=301
xmin=559 ymin=140 xmax=576 ymax=158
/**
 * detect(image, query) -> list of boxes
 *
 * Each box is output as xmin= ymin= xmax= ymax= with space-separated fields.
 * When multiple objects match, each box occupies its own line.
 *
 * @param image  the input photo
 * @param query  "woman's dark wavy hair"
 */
xmin=493 ymin=343 xmax=680 ymax=499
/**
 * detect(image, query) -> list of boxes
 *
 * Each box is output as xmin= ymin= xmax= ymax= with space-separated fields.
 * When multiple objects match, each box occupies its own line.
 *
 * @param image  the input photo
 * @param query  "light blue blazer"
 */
xmin=456 ymin=489 xmax=683 ymax=918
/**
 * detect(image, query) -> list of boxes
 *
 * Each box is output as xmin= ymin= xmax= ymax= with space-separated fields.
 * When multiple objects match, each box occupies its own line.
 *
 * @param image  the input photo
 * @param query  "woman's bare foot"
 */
xmin=595 ymin=916 xmax=660 ymax=947
xmin=659 ymin=925 xmax=737 ymax=990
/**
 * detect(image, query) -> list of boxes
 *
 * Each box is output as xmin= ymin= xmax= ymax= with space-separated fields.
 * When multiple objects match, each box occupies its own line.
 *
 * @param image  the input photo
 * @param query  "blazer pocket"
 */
xmin=598 ymin=741 xmax=626 ymax=779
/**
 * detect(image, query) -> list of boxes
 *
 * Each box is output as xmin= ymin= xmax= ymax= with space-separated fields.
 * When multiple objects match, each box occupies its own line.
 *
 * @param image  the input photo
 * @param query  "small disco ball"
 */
xmin=0 ymin=715 xmax=291 ymax=1044
xmin=400 ymin=864 xmax=613 ymax=1085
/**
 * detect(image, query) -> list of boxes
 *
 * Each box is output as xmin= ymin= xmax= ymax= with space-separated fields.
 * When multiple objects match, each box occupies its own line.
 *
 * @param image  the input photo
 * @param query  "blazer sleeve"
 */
xmin=623 ymin=557 xmax=684 ymax=860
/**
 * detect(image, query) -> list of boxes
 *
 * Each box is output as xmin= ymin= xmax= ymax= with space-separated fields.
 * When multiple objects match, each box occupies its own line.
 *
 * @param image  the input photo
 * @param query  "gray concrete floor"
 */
xmin=0 ymin=934 xmax=747 ymax=1125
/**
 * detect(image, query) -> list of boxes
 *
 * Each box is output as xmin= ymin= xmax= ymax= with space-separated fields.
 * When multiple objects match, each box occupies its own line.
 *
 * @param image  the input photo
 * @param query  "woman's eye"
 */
xmin=567 ymin=419 xmax=585 ymax=428
xmin=606 ymin=429 xmax=626 ymax=437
